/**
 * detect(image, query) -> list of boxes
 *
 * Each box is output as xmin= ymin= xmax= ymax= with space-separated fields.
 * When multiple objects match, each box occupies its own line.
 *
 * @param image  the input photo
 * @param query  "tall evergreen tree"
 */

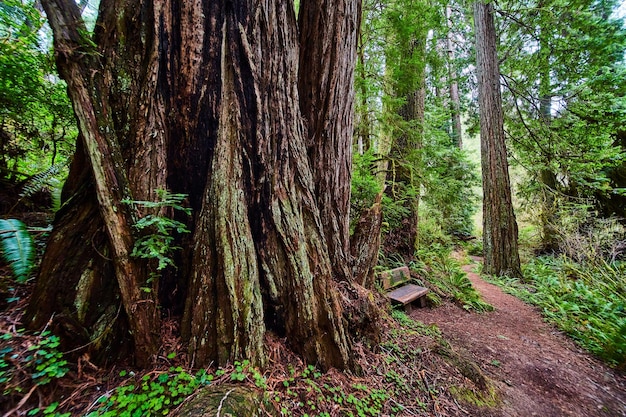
xmin=380 ymin=0 xmax=431 ymax=257
xmin=474 ymin=0 xmax=522 ymax=278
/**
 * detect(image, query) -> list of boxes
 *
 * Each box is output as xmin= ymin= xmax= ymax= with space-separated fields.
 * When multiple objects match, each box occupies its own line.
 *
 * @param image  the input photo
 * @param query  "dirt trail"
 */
xmin=414 ymin=258 xmax=626 ymax=417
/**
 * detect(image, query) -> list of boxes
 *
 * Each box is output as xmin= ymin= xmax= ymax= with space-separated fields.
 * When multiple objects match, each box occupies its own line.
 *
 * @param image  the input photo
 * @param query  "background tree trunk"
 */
xmin=380 ymin=0 xmax=428 ymax=259
xmin=538 ymin=27 xmax=559 ymax=252
xmin=26 ymin=0 xmax=358 ymax=370
xmin=446 ymin=5 xmax=463 ymax=149
xmin=473 ymin=1 xmax=522 ymax=278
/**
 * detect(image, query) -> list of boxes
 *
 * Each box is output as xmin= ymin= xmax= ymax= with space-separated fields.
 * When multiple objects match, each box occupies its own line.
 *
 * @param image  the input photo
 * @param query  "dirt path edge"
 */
xmin=414 ymin=259 xmax=626 ymax=417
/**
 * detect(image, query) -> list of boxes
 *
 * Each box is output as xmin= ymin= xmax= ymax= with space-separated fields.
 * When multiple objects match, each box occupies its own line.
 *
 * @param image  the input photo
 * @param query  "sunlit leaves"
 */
xmin=499 ymin=0 xmax=626 ymax=200
xmin=0 ymin=0 xmax=75 ymax=178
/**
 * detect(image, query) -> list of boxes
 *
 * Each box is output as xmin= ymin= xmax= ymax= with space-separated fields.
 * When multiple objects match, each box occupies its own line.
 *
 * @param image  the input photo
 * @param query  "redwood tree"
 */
xmin=473 ymin=1 xmax=522 ymax=278
xmin=25 ymin=0 xmax=367 ymax=369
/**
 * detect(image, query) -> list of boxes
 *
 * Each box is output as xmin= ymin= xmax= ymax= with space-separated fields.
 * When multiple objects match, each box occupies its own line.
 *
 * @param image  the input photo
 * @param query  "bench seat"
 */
xmin=387 ymin=283 xmax=429 ymax=307
xmin=379 ymin=266 xmax=429 ymax=310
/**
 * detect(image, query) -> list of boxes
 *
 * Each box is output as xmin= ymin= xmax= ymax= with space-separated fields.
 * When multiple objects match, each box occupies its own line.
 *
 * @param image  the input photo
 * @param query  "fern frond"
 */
xmin=0 ymin=219 xmax=35 ymax=283
xmin=19 ymin=164 xmax=64 ymax=199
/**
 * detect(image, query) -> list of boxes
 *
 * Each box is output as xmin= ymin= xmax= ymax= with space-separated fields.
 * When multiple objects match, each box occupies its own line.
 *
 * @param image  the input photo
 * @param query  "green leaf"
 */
xmin=0 ymin=219 xmax=35 ymax=283
xmin=43 ymin=402 xmax=59 ymax=414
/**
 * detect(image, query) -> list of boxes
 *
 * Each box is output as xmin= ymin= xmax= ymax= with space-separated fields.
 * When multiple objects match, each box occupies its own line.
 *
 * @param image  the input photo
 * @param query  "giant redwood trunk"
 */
xmin=25 ymin=0 xmax=365 ymax=370
xmin=474 ymin=1 xmax=522 ymax=278
xmin=298 ymin=0 xmax=361 ymax=283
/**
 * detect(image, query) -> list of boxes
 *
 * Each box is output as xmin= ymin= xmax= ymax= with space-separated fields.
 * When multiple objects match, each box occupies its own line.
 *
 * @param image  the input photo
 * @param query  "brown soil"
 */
xmin=415 ymin=257 xmax=626 ymax=417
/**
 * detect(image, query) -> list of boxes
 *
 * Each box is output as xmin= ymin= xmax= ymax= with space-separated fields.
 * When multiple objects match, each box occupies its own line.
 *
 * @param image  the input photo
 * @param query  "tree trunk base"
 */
xmin=173 ymin=384 xmax=268 ymax=417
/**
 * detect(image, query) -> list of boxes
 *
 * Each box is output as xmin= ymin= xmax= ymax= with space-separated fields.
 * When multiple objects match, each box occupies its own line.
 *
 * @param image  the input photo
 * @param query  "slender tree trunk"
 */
xmin=355 ymin=29 xmax=371 ymax=156
xmin=350 ymin=193 xmax=383 ymax=288
xmin=31 ymin=0 xmax=161 ymax=366
xmin=473 ymin=1 xmax=522 ymax=278
xmin=447 ymin=6 xmax=463 ymax=149
xmin=26 ymin=0 xmax=361 ymax=370
xmin=538 ymin=28 xmax=558 ymax=252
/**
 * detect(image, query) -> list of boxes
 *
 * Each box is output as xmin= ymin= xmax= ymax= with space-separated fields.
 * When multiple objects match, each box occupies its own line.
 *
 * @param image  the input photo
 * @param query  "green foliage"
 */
xmin=0 ymin=329 xmax=69 ymax=415
xmin=123 ymin=190 xmax=191 ymax=273
xmin=25 ymin=333 xmax=68 ymax=385
xmin=411 ymin=245 xmax=493 ymax=312
xmin=0 ymin=0 xmax=75 ymax=183
xmin=356 ymin=0 xmax=479 ymax=252
xmin=381 ymin=182 xmax=418 ymax=232
xmin=417 ymin=215 xmax=453 ymax=248
xmin=350 ymin=150 xmax=382 ymax=230
xmin=499 ymin=0 xmax=626 ymax=230
xmin=18 ymin=164 xmax=65 ymax=201
xmin=464 ymin=239 xmax=484 ymax=257
xmin=86 ymin=367 xmax=213 ymax=416
xmin=0 ymin=330 xmax=68 ymax=389
xmin=0 ymin=218 xmax=35 ymax=283
xmin=272 ymin=364 xmax=388 ymax=417
xmin=26 ymin=401 xmax=70 ymax=417
xmin=420 ymin=137 xmax=479 ymax=236
xmin=488 ymin=256 xmax=626 ymax=368
xmin=228 ymin=360 xmax=266 ymax=388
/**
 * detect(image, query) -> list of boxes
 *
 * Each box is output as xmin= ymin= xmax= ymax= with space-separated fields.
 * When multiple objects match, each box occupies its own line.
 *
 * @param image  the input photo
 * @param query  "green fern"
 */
xmin=19 ymin=164 xmax=64 ymax=199
xmin=0 ymin=219 xmax=35 ymax=283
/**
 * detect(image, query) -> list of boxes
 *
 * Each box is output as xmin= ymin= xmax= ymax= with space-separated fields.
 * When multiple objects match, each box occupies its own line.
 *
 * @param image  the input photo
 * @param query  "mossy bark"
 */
xmin=298 ymin=0 xmax=361 ymax=282
xmin=172 ymin=384 xmax=268 ymax=417
xmin=26 ymin=0 xmax=364 ymax=370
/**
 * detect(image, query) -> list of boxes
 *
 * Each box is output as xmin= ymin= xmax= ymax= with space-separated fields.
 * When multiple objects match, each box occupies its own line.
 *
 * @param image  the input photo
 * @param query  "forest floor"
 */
xmin=2 ymin=216 xmax=626 ymax=416
xmin=416 ymin=256 xmax=626 ymax=417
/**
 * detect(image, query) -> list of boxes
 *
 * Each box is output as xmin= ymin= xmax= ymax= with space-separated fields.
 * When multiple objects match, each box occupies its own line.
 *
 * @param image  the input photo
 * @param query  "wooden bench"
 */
xmin=379 ymin=266 xmax=429 ymax=310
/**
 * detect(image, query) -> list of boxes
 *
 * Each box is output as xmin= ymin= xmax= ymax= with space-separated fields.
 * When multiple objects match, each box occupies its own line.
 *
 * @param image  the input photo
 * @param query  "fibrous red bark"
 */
xmin=26 ymin=0 xmax=370 ymax=370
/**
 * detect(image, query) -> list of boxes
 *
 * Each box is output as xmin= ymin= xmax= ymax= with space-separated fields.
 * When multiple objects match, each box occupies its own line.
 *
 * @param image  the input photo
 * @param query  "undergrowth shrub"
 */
xmin=557 ymin=212 xmax=626 ymax=263
xmin=489 ymin=256 xmax=626 ymax=368
xmin=420 ymin=147 xmax=479 ymax=237
xmin=274 ymin=365 xmax=389 ymax=417
xmin=122 ymin=189 xmax=191 ymax=285
xmin=86 ymin=365 xmax=214 ymax=416
xmin=0 ymin=329 xmax=69 ymax=416
xmin=411 ymin=245 xmax=492 ymax=312
xmin=350 ymin=150 xmax=382 ymax=228
xmin=381 ymin=183 xmax=418 ymax=233
xmin=464 ymin=239 xmax=483 ymax=257
xmin=416 ymin=216 xmax=452 ymax=248
xmin=86 ymin=359 xmax=391 ymax=417
xmin=529 ymin=199 xmax=626 ymax=262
